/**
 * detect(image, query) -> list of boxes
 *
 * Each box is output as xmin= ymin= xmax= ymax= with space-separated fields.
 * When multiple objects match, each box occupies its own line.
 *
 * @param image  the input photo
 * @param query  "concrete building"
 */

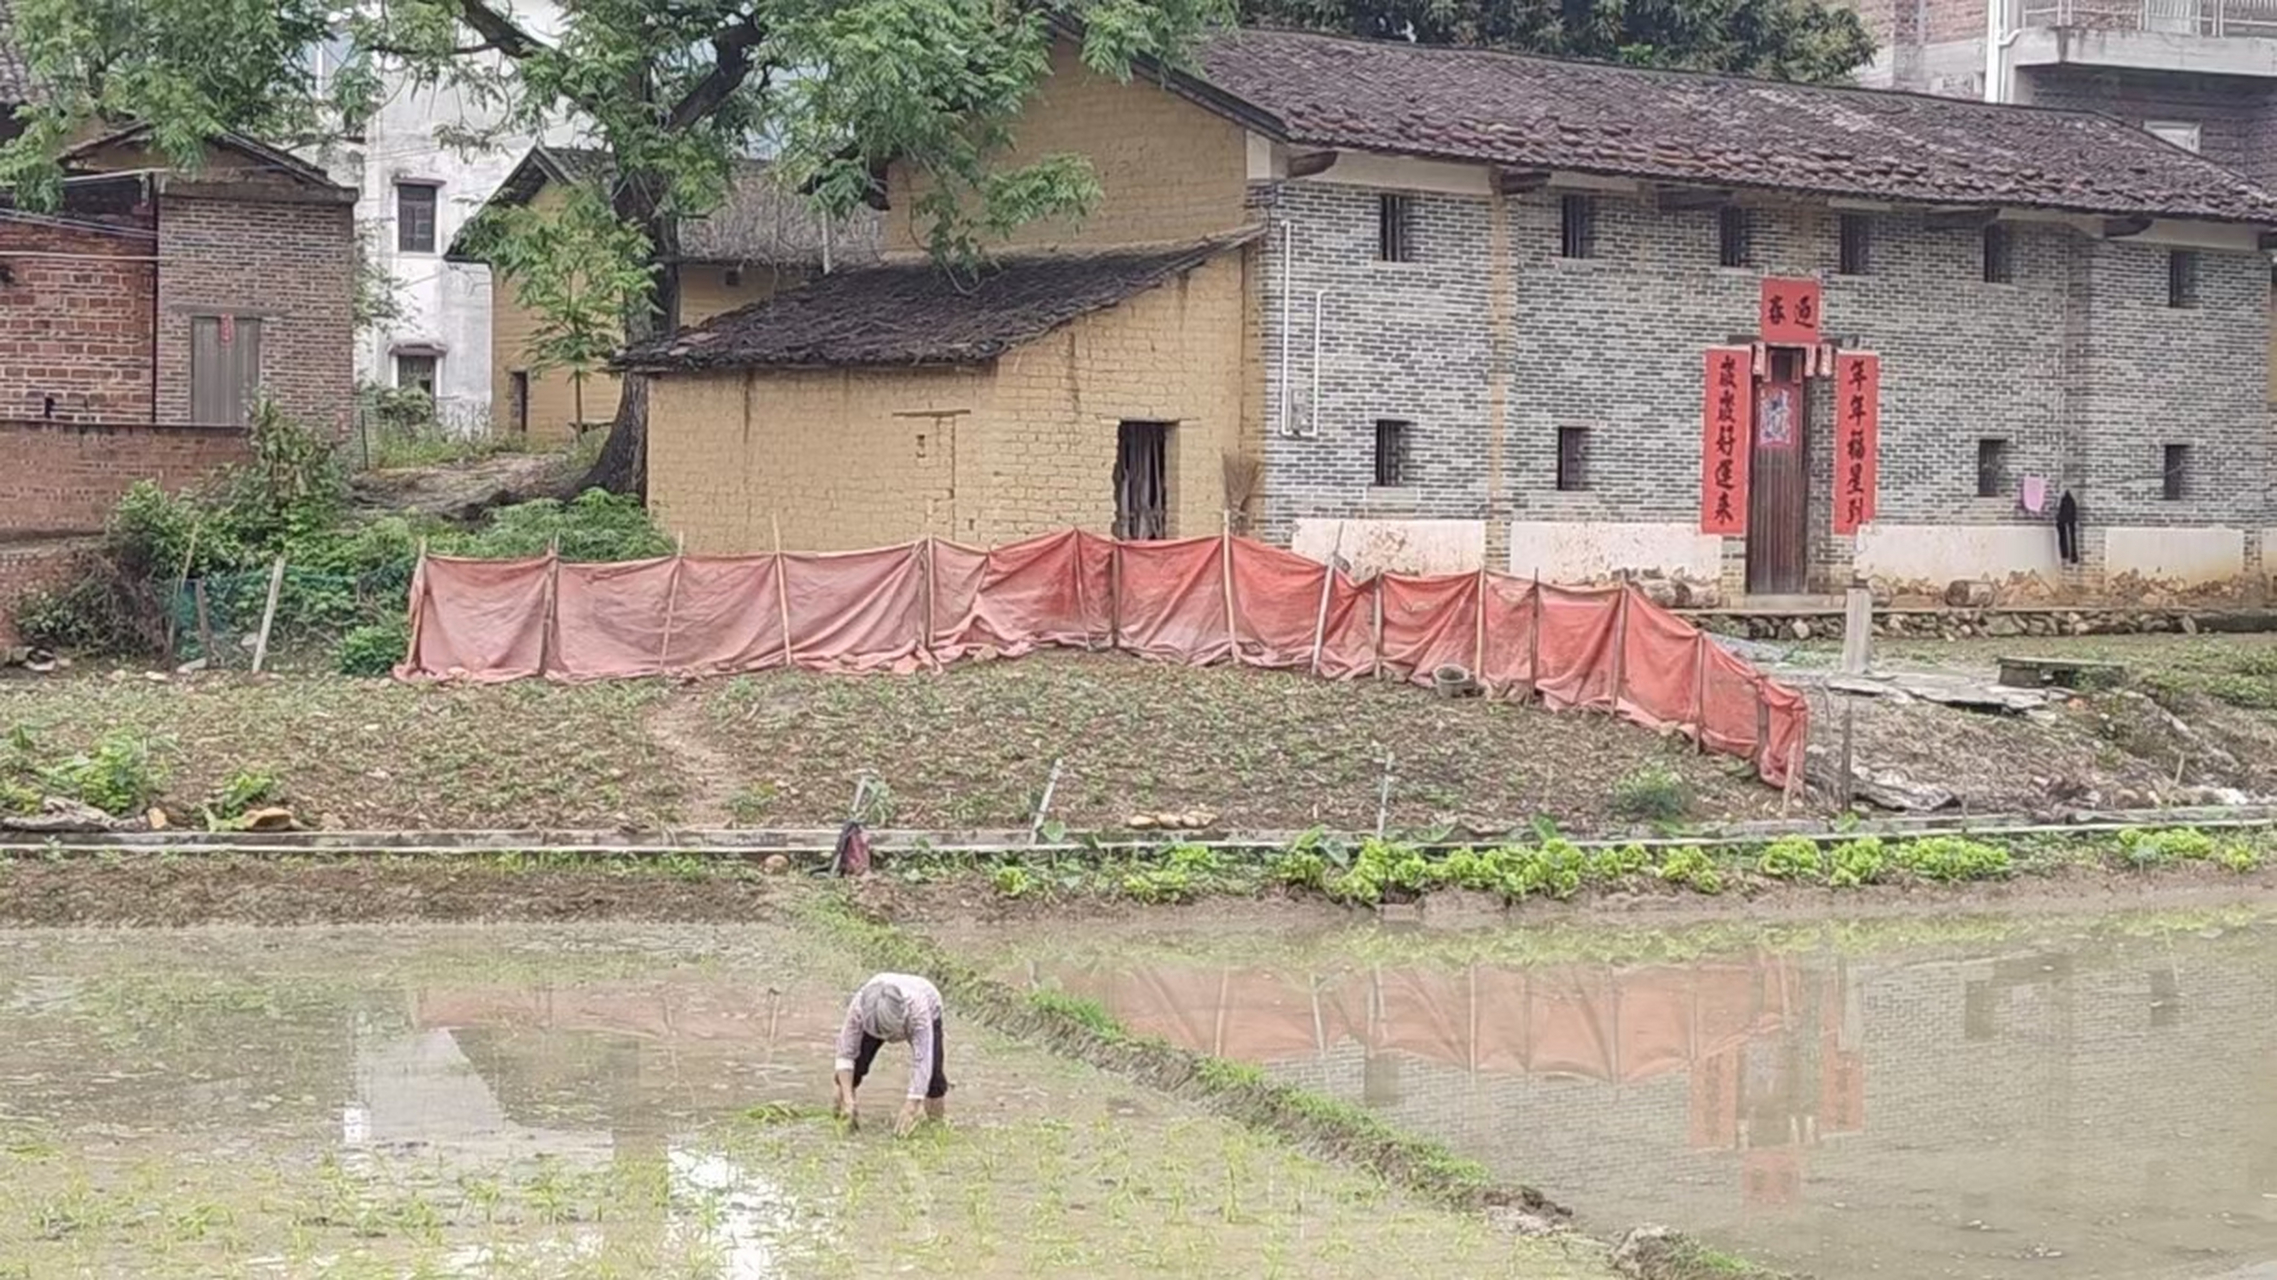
xmin=453 ymin=146 xmax=880 ymax=444
xmin=628 ymin=28 xmax=2277 ymax=605
xmin=1856 ymin=0 xmax=2277 ymax=191
xmin=305 ymin=3 xmax=573 ymax=433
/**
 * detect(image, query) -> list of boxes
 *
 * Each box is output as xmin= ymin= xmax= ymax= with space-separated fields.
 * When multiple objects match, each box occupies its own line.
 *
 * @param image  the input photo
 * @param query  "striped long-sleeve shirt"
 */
xmin=833 ymin=973 xmax=943 ymax=1100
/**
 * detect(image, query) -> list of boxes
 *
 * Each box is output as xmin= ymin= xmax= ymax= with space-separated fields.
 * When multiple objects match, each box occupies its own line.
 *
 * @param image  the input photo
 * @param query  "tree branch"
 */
xmin=665 ymin=14 xmax=767 ymax=131
xmin=456 ymin=0 xmax=545 ymax=60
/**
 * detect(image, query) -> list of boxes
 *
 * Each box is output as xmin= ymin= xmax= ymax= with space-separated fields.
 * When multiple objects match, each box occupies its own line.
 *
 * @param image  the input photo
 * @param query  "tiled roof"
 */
xmin=465 ymin=145 xmax=882 ymax=267
xmin=1186 ymin=28 xmax=2277 ymax=225
xmin=621 ymin=232 xmax=1257 ymax=371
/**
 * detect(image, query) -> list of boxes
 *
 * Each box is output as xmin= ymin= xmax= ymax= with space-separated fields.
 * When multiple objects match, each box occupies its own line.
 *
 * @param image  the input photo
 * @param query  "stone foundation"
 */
xmin=1686 ymin=606 xmax=2277 ymax=643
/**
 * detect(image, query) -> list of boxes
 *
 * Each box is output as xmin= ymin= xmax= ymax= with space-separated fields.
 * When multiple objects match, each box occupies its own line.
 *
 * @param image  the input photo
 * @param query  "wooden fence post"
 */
xmin=1220 ymin=511 xmax=1238 ymax=657
xmin=656 ymin=533 xmax=686 ymax=672
xmin=1308 ymin=521 xmax=1344 ymax=677
xmin=1608 ymin=586 xmax=1629 ymax=710
xmin=920 ymin=535 xmax=938 ymax=661
xmin=1691 ymin=630 xmax=1709 ymax=754
xmin=1526 ymin=571 xmax=1542 ymax=705
xmin=1472 ymin=563 xmax=1488 ymax=683
xmin=772 ymin=515 xmax=794 ymax=670
xmin=249 ymin=554 xmax=286 ymax=674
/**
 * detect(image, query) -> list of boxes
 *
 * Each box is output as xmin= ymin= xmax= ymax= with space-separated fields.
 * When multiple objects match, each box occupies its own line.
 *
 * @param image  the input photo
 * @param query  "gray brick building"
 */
xmin=640 ymin=25 xmax=2277 ymax=605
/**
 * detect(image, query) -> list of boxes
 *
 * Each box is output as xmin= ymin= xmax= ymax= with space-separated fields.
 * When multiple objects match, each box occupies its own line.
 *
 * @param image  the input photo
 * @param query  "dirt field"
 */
xmin=11 ymin=633 xmax=2277 ymax=838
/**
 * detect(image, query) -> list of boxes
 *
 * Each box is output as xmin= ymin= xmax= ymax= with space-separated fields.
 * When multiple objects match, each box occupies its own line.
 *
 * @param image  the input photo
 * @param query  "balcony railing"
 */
xmin=2019 ymin=0 xmax=2277 ymax=37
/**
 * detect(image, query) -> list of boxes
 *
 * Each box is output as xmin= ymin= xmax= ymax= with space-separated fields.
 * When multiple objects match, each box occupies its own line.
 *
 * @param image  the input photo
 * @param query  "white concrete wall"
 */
xmin=1504 ymin=521 xmax=1722 ymax=584
xmin=321 ymin=3 xmax=570 ymax=435
xmin=1853 ymin=522 xmax=2064 ymax=587
xmin=2104 ymin=526 xmax=2247 ymax=585
xmin=1290 ymin=517 xmax=1484 ymax=577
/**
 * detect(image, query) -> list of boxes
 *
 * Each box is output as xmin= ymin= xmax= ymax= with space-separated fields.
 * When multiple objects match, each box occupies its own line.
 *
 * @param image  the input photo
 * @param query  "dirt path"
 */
xmin=645 ymin=691 xmax=743 ymax=825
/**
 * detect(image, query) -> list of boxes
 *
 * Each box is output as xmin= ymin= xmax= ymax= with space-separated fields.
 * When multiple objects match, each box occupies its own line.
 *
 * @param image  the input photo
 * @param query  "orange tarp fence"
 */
xmin=398 ymin=529 xmax=1809 ymax=787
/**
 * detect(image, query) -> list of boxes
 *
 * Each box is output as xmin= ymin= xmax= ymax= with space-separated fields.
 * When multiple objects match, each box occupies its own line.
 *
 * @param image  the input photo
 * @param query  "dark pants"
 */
xmin=852 ymin=1017 xmax=950 ymax=1099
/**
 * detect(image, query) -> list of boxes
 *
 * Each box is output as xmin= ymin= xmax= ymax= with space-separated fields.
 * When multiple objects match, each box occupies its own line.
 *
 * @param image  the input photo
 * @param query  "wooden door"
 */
xmin=1744 ymin=367 xmax=1809 ymax=595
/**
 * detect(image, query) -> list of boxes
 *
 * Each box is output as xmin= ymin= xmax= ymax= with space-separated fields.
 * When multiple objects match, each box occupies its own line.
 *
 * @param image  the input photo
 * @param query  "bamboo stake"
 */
xmin=1370 ymin=573 xmax=1386 ymax=682
xmin=250 ymin=553 xmax=286 ymax=674
xmin=540 ymin=535 xmax=560 ymax=677
xmin=920 ymin=535 xmax=937 ymax=661
xmin=1108 ymin=537 xmax=1123 ymax=652
xmin=656 ymin=533 xmax=686 ymax=670
xmin=164 ymin=513 xmax=203 ymax=662
xmin=1220 ymin=510 xmax=1238 ymax=656
xmin=193 ymin=580 xmax=214 ymax=666
xmin=1028 ymin=757 xmax=1064 ymax=845
xmin=1526 ymin=571 xmax=1542 ymax=704
xmin=1308 ymin=520 xmax=1344 ymax=677
xmin=772 ymin=515 xmax=794 ymax=670
xmin=1610 ymin=586 xmax=1630 ymax=709
xmin=1471 ymin=562 xmax=1488 ymax=682
xmin=1691 ymin=630 xmax=1709 ymax=754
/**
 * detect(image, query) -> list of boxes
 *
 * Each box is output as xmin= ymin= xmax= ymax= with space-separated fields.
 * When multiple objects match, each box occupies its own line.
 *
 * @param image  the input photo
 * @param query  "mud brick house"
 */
xmin=627 ymin=27 xmax=2277 ymax=606
xmin=453 ymin=145 xmax=880 ymax=443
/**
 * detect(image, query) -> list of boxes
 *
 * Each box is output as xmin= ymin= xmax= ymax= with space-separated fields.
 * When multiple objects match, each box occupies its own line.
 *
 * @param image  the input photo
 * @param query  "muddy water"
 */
xmin=994 ymin=907 xmax=2277 ymax=1280
xmin=0 ymin=924 xmax=1614 ymax=1280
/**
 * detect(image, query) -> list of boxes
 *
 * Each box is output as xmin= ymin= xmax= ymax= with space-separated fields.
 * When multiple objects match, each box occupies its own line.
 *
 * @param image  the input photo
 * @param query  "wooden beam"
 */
xmin=1286 ymin=150 xmax=1339 ymax=178
xmin=1924 ymin=207 xmax=1997 ymax=231
xmin=1491 ymin=167 xmax=1552 ymax=195
xmin=1654 ymin=185 xmax=1732 ymax=212
xmin=2103 ymin=215 xmax=2153 ymax=239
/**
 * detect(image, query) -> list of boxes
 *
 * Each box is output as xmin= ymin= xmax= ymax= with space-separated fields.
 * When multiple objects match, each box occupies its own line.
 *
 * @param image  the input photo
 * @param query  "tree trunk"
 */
xmin=579 ymin=185 xmax=683 ymax=498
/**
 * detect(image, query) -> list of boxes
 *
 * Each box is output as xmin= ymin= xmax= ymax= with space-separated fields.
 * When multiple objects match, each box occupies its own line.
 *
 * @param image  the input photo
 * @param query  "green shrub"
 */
xmin=1589 ymin=842 xmax=1652 ymax=881
xmin=2215 ymin=842 xmax=2264 ymax=873
xmin=1755 ymin=836 xmax=1826 ymax=881
xmin=1327 ymin=838 xmax=1431 ymax=903
xmin=1827 ymin=836 xmax=1890 ymax=888
xmin=201 ymin=768 xmax=282 ymax=830
xmin=9 ymin=574 xmax=141 ymax=655
xmin=1499 ymin=838 xmax=1589 ymax=900
xmin=40 ymin=731 xmax=165 ymax=816
xmin=335 ymin=616 xmax=410 ymax=676
xmin=2116 ymin=827 xmax=2216 ymax=868
xmin=989 ymin=863 xmax=1038 ymax=899
xmin=1893 ymin=836 xmax=2011 ymax=883
xmin=0 ymin=777 xmax=37 ymax=815
xmin=1266 ymin=846 xmax=1329 ymax=892
xmin=1655 ymin=846 xmax=1725 ymax=894
xmin=1610 ymin=762 xmax=1692 ymax=823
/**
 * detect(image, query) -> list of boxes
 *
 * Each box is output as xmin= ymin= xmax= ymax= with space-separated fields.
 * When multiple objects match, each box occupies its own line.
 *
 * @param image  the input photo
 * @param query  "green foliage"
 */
xmin=1893 ymin=835 xmax=2011 ymax=883
xmin=1326 ymin=837 xmax=1430 ymax=903
xmin=200 ymin=768 xmax=281 ymax=830
xmin=9 ymin=577 xmax=142 ymax=655
xmin=1655 ymin=846 xmax=1725 ymax=894
xmin=2116 ymin=826 xmax=2217 ymax=868
xmin=0 ymin=776 xmax=37 ymax=815
xmin=1610 ymin=761 xmax=1692 ymax=823
xmin=1120 ymin=842 xmax=1227 ymax=903
xmin=2215 ymin=841 xmax=2264 ymax=873
xmin=1238 ymin=0 xmax=1875 ymax=83
xmin=1266 ymin=846 xmax=1329 ymax=892
xmin=39 ymin=732 xmax=165 ymax=816
xmin=462 ymin=184 xmax=654 ymax=430
xmin=445 ymin=490 xmax=673 ymax=562
xmin=726 ymin=782 xmax=778 ymax=826
xmin=989 ymin=862 xmax=1039 ymax=899
xmin=351 ymin=220 xmax=406 ymax=336
xmin=1027 ymin=988 xmax=1124 ymax=1041
xmin=1755 ymin=835 xmax=1825 ymax=881
xmin=335 ymin=616 xmax=410 ymax=677
xmin=1195 ymin=1056 xmax=1269 ymax=1090
xmin=1826 ymin=836 xmax=1889 ymax=888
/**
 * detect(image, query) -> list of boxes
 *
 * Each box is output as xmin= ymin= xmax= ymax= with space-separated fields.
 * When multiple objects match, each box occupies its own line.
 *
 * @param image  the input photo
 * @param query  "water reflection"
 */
xmin=1016 ymin=916 xmax=2277 ymax=1278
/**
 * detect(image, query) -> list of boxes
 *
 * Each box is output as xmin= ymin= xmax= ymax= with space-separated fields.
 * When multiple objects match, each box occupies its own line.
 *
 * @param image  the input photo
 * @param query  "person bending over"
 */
xmin=832 ymin=972 xmax=949 ymax=1135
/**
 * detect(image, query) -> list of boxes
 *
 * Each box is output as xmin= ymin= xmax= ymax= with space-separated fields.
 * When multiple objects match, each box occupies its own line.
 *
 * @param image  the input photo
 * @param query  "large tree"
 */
xmin=2 ymin=0 xmax=1224 ymax=494
xmin=1242 ymin=0 xmax=1875 ymax=81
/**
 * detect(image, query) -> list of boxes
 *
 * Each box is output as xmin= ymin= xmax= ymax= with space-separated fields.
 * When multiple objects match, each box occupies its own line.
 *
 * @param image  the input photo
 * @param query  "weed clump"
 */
xmin=37 ymin=731 xmax=166 ymax=816
xmin=1610 ymin=762 xmax=1693 ymax=823
xmin=1754 ymin=836 xmax=1825 ymax=881
xmin=1892 ymin=835 xmax=2011 ymax=882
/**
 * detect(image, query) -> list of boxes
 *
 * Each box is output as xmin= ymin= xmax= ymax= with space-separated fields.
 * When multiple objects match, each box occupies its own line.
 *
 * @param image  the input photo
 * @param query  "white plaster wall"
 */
xmin=1505 ymin=521 xmax=1722 ymax=583
xmin=323 ymin=2 xmax=570 ymax=436
xmin=2104 ymin=526 xmax=2247 ymax=584
xmin=1291 ymin=518 xmax=1484 ymax=577
xmin=1853 ymin=522 xmax=2063 ymax=584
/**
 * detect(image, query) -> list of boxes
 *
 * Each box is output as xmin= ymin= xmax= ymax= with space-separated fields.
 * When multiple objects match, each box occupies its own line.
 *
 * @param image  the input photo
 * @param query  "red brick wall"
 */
xmin=0 ymin=419 xmax=246 ymax=538
xmin=0 ymin=538 xmax=98 ymax=645
xmin=0 ymin=218 xmax=157 ymax=422
xmin=155 ymin=192 xmax=354 ymax=434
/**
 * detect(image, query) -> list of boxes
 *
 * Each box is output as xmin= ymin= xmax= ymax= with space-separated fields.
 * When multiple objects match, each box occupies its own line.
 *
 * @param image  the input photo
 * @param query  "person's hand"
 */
xmin=895 ymin=1099 xmax=924 ymax=1137
xmin=833 ymin=1077 xmax=858 ymax=1130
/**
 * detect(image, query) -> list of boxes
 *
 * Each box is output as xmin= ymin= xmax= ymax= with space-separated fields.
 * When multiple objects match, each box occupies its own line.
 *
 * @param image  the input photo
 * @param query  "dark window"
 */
xmin=723 ymin=266 xmax=744 ymax=288
xmin=396 ymin=182 xmax=438 ymax=253
xmin=189 ymin=315 xmax=262 ymax=426
xmin=1976 ymin=438 xmax=2010 ymax=498
xmin=396 ymin=353 xmax=437 ymax=397
xmin=2169 ymin=250 xmax=2200 ymax=308
xmin=1377 ymin=194 xmax=1415 ymax=263
xmin=2163 ymin=443 xmax=2190 ymax=500
xmin=1373 ymin=419 xmax=1412 ymax=486
xmin=1560 ymin=194 xmax=1596 ymax=260
xmin=508 ymin=370 xmax=529 ymax=433
xmin=1982 ymin=223 xmax=2013 ymax=284
xmin=1718 ymin=206 xmax=1751 ymax=268
xmin=1114 ymin=420 xmax=1172 ymax=539
xmin=1556 ymin=425 xmax=1590 ymax=491
xmin=1838 ymin=213 xmax=1872 ymax=276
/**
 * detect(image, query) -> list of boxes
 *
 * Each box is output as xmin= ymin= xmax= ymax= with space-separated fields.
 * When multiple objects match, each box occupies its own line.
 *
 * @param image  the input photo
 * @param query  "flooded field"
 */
xmin=0 ymin=924 xmax=1607 ymax=1279
xmin=982 ymin=906 xmax=2277 ymax=1279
